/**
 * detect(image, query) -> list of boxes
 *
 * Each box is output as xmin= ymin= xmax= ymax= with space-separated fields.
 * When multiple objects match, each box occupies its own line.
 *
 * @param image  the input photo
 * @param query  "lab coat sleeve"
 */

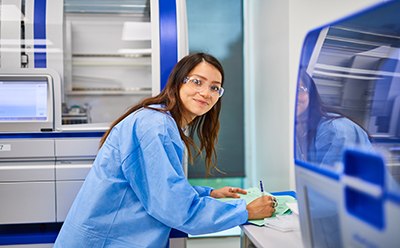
xmin=121 ymin=115 xmax=248 ymax=235
xmin=192 ymin=186 xmax=213 ymax=197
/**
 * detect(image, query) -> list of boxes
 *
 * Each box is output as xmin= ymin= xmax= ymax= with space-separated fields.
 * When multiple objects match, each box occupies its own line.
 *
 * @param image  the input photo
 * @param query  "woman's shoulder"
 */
xmin=120 ymin=105 xmax=177 ymax=133
xmin=319 ymin=116 xmax=368 ymax=137
xmin=135 ymin=105 xmax=169 ymax=120
xmin=326 ymin=117 xmax=360 ymax=129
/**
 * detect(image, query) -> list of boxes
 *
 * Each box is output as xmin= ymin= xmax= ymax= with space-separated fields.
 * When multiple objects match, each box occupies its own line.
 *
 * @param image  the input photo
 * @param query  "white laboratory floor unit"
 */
xmin=0 ymin=238 xmax=240 ymax=248
xmin=187 ymin=226 xmax=241 ymax=248
xmin=187 ymin=236 xmax=240 ymax=248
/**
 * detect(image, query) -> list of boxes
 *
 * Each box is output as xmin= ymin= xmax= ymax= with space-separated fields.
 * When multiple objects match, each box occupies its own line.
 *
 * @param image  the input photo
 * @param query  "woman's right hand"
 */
xmin=246 ymin=195 xmax=276 ymax=220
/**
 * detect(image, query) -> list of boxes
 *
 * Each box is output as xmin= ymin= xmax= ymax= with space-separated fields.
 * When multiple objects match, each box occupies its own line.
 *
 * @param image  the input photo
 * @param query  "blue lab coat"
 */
xmin=297 ymin=116 xmax=371 ymax=166
xmin=54 ymin=105 xmax=247 ymax=248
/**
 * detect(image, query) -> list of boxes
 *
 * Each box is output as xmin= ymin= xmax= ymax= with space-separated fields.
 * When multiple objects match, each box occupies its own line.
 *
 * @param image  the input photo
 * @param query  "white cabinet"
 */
xmin=63 ymin=2 xmax=153 ymax=124
xmin=0 ymin=181 xmax=56 ymax=224
xmin=0 ymin=154 xmax=56 ymax=224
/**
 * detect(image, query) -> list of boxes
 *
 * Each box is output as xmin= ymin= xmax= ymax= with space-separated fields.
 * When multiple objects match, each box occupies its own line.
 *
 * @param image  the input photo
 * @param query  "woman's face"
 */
xmin=179 ymin=61 xmax=222 ymax=125
xmin=297 ymin=81 xmax=309 ymax=116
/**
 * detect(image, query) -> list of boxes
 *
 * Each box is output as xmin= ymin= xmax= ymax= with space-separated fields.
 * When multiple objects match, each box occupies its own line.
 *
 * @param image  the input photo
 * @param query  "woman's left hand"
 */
xmin=210 ymin=186 xmax=247 ymax=199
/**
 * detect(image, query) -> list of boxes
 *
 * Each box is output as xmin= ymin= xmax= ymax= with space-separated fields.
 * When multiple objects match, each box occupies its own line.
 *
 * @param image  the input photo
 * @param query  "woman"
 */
xmin=296 ymin=70 xmax=371 ymax=166
xmin=54 ymin=53 xmax=275 ymax=247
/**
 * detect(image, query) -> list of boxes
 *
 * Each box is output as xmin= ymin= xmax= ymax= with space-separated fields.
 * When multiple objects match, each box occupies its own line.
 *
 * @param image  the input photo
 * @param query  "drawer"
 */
xmin=56 ymin=180 xmax=85 ymax=222
xmin=55 ymin=138 xmax=100 ymax=158
xmin=0 ymin=139 xmax=54 ymax=159
xmin=0 ymin=162 xmax=54 ymax=182
xmin=55 ymin=161 xmax=92 ymax=180
xmin=0 ymin=181 xmax=56 ymax=224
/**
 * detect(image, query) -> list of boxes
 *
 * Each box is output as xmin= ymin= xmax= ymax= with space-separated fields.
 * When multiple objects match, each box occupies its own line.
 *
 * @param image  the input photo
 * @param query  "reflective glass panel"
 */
xmin=295 ymin=1 xmax=400 ymax=186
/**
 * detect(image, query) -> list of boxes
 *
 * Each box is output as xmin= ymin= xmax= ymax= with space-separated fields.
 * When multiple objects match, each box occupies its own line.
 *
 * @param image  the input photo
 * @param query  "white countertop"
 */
xmin=241 ymin=223 xmax=303 ymax=248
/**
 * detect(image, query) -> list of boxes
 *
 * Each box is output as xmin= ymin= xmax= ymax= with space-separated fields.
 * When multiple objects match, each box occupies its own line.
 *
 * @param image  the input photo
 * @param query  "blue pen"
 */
xmin=259 ymin=180 xmax=265 ymax=196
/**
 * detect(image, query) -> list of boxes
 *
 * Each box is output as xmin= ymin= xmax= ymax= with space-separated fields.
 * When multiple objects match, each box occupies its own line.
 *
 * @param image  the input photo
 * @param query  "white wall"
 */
xmin=244 ymin=0 xmax=383 ymax=191
xmin=244 ymin=0 xmax=290 ymax=191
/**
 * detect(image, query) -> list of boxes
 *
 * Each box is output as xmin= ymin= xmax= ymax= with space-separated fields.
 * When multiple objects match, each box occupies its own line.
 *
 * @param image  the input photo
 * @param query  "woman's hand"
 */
xmin=210 ymin=186 xmax=247 ymax=199
xmin=246 ymin=195 xmax=276 ymax=220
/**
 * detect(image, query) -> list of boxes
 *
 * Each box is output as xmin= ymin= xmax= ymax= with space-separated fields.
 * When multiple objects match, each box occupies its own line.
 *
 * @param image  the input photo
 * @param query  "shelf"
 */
xmin=72 ymin=60 xmax=151 ymax=67
xmin=72 ymin=53 xmax=151 ymax=58
xmin=72 ymin=49 xmax=152 ymax=58
xmin=71 ymin=52 xmax=151 ymax=66
xmin=66 ymin=88 xmax=152 ymax=96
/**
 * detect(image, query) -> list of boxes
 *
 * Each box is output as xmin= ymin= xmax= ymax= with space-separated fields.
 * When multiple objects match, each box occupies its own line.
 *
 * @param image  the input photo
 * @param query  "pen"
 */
xmin=259 ymin=180 xmax=265 ymax=196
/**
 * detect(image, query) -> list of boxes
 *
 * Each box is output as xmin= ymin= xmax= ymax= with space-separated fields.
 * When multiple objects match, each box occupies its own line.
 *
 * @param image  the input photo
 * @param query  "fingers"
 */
xmin=260 ymin=195 xmax=275 ymax=202
xmin=267 ymin=202 xmax=276 ymax=217
xmin=228 ymin=187 xmax=247 ymax=195
xmin=264 ymin=197 xmax=277 ymax=217
xmin=247 ymin=197 xmax=277 ymax=219
xmin=270 ymin=196 xmax=278 ymax=207
xmin=227 ymin=187 xmax=246 ymax=198
xmin=262 ymin=199 xmax=276 ymax=218
xmin=270 ymin=200 xmax=278 ymax=208
xmin=259 ymin=196 xmax=276 ymax=209
xmin=236 ymin=188 xmax=248 ymax=194
xmin=269 ymin=196 xmax=278 ymax=206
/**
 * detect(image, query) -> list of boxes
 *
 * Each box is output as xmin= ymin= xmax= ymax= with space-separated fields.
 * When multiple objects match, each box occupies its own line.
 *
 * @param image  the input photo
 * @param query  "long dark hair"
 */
xmin=300 ymin=70 xmax=336 ymax=139
xmin=100 ymin=52 xmax=224 ymax=175
xmin=299 ymin=70 xmax=369 ymax=145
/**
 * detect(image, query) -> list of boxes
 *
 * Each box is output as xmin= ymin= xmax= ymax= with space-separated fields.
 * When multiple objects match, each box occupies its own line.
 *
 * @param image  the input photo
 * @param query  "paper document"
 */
xmin=286 ymin=202 xmax=299 ymax=215
xmin=218 ymin=187 xmax=297 ymax=226
xmin=264 ymin=214 xmax=300 ymax=232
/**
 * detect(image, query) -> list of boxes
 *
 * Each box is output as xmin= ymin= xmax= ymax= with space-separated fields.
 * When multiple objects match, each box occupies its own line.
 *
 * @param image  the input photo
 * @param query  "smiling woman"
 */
xmin=53 ymin=52 xmax=276 ymax=248
xmin=179 ymin=61 xmax=223 ymax=126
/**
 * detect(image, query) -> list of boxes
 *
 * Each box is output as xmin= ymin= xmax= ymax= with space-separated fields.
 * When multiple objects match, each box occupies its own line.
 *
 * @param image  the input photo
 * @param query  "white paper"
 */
xmin=286 ymin=202 xmax=299 ymax=215
xmin=264 ymin=214 xmax=300 ymax=232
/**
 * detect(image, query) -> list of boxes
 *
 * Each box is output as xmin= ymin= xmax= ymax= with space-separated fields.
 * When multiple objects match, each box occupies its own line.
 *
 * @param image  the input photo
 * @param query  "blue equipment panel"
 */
xmin=294 ymin=1 xmax=400 ymax=247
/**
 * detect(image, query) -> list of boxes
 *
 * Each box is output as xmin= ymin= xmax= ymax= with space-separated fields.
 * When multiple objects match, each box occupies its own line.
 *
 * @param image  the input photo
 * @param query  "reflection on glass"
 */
xmin=306 ymin=187 xmax=342 ymax=248
xmin=294 ymin=3 xmax=400 ymax=248
xmin=295 ymin=1 xmax=400 ymax=185
xmin=295 ymin=70 xmax=371 ymax=168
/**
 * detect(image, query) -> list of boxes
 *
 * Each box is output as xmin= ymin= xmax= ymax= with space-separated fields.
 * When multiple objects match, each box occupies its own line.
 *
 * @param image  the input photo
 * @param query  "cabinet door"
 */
xmin=0 ymin=162 xmax=54 ymax=182
xmin=0 ymin=139 xmax=54 ymax=159
xmin=56 ymin=181 xmax=85 ymax=222
xmin=0 ymin=160 xmax=56 ymax=224
xmin=63 ymin=2 xmax=152 ymax=125
xmin=55 ymin=160 xmax=92 ymax=221
xmin=0 ymin=181 xmax=56 ymax=224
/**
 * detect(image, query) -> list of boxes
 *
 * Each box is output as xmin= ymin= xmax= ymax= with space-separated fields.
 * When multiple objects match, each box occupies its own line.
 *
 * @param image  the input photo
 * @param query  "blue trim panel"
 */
xmin=387 ymin=192 xmax=400 ymax=205
xmin=169 ymin=228 xmax=188 ymax=238
xmin=34 ymin=0 xmax=47 ymax=68
xmin=344 ymin=149 xmax=385 ymax=187
xmin=345 ymin=186 xmax=385 ymax=230
xmin=0 ymin=232 xmax=57 ymax=245
xmin=271 ymin=191 xmax=297 ymax=199
xmin=370 ymin=137 xmax=400 ymax=143
xmin=295 ymin=159 xmax=340 ymax=181
xmin=0 ymin=132 xmax=105 ymax=139
xmin=0 ymin=223 xmax=187 ymax=245
xmin=159 ymin=0 xmax=178 ymax=90
xmin=0 ymin=223 xmax=61 ymax=245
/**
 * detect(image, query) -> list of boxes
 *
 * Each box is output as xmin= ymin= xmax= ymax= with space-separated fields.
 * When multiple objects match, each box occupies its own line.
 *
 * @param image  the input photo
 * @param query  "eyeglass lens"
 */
xmin=184 ymin=77 xmax=224 ymax=97
xmin=298 ymin=85 xmax=308 ymax=93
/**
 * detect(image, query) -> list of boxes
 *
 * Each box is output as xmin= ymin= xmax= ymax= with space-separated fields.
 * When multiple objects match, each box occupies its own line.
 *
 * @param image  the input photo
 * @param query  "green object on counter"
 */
xmin=218 ymin=187 xmax=297 ymax=226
